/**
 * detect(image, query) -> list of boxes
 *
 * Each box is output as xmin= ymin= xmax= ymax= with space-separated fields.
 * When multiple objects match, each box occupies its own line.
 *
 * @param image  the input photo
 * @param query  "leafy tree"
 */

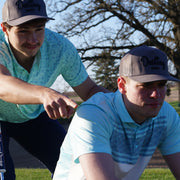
xmin=46 ymin=0 xmax=180 ymax=99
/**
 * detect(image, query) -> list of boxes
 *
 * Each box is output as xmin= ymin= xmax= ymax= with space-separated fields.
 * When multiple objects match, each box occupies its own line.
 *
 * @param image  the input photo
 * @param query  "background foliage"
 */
xmin=46 ymin=0 xmax=180 ymax=94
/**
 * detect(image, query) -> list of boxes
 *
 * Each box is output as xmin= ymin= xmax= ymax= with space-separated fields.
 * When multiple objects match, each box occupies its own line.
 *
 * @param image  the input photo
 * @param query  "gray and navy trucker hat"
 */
xmin=2 ymin=0 xmax=54 ymax=26
xmin=119 ymin=45 xmax=180 ymax=83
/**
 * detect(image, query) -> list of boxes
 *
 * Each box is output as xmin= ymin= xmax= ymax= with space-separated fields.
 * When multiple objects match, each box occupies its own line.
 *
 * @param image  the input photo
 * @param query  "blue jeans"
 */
xmin=1 ymin=112 xmax=66 ymax=180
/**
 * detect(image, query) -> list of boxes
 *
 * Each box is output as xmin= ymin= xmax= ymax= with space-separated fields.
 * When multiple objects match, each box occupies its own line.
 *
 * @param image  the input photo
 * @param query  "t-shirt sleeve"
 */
xmin=0 ymin=32 xmax=12 ymax=68
xmin=42 ymin=29 xmax=88 ymax=87
xmin=54 ymin=33 xmax=88 ymax=87
xmin=69 ymin=104 xmax=112 ymax=163
xmin=62 ymin=48 xmax=88 ymax=87
xmin=158 ymin=103 xmax=180 ymax=155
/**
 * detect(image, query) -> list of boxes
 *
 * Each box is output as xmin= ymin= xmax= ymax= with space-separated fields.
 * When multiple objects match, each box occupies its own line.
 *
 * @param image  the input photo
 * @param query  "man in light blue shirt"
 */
xmin=0 ymin=0 xmax=107 ymax=179
xmin=53 ymin=46 xmax=180 ymax=180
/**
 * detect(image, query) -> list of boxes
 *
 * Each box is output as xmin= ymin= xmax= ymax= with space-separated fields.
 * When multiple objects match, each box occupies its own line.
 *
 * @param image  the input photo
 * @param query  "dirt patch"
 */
xmin=165 ymin=87 xmax=178 ymax=102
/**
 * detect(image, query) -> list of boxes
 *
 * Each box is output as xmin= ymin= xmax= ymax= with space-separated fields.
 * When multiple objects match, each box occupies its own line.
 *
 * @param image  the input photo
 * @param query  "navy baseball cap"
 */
xmin=119 ymin=45 xmax=180 ymax=83
xmin=2 ymin=0 xmax=54 ymax=26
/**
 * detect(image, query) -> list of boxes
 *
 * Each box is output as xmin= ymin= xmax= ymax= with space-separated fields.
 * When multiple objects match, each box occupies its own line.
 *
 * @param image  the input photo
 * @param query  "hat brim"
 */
xmin=129 ymin=74 xmax=180 ymax=83
xmin=5 ymin=15 xmax=54 ymax=26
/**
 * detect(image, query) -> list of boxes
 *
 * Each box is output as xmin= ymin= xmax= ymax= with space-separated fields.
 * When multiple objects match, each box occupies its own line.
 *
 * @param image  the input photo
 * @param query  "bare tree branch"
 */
xmin=46 ymin=0 xmax=180 ymax=77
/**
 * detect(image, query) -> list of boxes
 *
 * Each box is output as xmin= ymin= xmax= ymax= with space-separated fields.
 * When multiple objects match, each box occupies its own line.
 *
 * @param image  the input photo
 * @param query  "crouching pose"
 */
xmin=53 ymin=46 xmax=180 ymax=180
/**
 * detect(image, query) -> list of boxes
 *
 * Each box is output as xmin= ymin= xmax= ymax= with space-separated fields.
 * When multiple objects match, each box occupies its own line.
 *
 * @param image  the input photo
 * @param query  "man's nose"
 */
xmin=27 ymin=32 xmax=38 ymax=43
xmin=150 ymin=88 xmax=161 ymax=98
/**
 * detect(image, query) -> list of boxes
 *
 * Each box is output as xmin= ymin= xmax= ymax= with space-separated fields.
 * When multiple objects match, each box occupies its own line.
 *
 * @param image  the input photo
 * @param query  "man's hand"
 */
xmin=42 ymin=88 xmax=78 ymax=119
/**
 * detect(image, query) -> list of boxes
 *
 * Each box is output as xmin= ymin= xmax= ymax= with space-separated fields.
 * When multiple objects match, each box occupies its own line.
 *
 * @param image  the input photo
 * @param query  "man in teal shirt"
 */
xmin=0 ymin=0 xmax=107 ymax=179
xmin=53 ymin=46 xmax=180 ymax=180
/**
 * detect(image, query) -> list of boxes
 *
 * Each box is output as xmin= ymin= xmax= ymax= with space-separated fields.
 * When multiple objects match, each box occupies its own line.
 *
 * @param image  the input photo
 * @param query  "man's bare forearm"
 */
xmin=0 ymin=74 xmax=45 ymax=104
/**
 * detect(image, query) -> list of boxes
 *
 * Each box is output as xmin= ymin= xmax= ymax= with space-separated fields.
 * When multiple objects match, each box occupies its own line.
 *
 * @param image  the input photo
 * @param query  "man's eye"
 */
xmin=36 ymin=28 xmax=44 ymax=31
xmin=18 ymin=30 xmax=27 ymax=33
xmin=17 ymin=29 xmax=28 ymax=33
xmin=140 ymin=83 xmax=151 ymax=88
xmin=142 ymin=84 xmax=148 ymax=88
xmin=139 ymin=82 xmax=167 ymax=88
xmin=158 ymin=82 xmax=167 ymax=87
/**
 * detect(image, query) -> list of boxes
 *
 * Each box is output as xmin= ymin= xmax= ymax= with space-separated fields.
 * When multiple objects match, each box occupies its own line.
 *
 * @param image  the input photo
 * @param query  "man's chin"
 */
xmin=147 ymin=112 xmax=160 ymax=119
xmin=24 ymin=53 xmax=36 ymax=59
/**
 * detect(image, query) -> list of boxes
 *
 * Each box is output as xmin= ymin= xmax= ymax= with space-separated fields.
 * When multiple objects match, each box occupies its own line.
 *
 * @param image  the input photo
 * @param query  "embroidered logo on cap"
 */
xmin=16 ymin=0 xmax=40 ymax=12
xmin=141 ymin=56 xmax=166 ymax=70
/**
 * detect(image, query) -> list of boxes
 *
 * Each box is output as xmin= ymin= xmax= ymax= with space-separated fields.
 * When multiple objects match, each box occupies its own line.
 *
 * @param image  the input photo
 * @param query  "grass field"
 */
xmin=169 ymin=101 xmax=180 ymax=114
xmin=140 ymin=168 xmax=175 ymax=179
xmin=15 ymin=169 xmax=51 ymax=180
xmin=14 ymin=168 xmax=175 ymax=180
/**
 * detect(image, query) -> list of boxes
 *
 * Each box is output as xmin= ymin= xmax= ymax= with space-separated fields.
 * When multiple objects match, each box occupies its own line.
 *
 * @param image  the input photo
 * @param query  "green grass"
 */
xmin=140 ymin=168 xmax=175 ymax=179
xmin=15 ymin=168 xmax=51 ymax=180
xmin=169 ymin=101 xmax=180 ymax=114
xmin=15 ymin=168 xmax=175 ymax=180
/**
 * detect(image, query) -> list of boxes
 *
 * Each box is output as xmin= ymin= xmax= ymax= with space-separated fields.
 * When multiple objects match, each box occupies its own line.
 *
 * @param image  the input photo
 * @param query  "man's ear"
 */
xmin=117 ymin=77 xmax=126 ymax=94
xmin=1 ymin=23 xmax=8 ymax=35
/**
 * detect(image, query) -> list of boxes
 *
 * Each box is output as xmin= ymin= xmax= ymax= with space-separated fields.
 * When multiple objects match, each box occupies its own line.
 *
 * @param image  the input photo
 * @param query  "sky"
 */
xmin=0 ymin=0 xmax=5 ymax=23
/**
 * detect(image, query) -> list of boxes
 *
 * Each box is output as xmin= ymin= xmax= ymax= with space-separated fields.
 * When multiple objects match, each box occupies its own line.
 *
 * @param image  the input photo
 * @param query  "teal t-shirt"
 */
xmin=0 ymin=28 xmax=88 ymax=123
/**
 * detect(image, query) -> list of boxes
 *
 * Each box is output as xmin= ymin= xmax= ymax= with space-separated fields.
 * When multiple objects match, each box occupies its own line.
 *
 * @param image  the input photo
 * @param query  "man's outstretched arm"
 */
xmin=0 ymin=64 xmax=77 ymax=119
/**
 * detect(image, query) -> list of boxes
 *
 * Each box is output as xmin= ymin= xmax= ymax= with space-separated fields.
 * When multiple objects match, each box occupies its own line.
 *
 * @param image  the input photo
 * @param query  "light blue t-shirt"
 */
xmin=53 ymin=90 xmax=180 ymax=180
xmin=0 ymin=29 xmax=88 ymax=123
